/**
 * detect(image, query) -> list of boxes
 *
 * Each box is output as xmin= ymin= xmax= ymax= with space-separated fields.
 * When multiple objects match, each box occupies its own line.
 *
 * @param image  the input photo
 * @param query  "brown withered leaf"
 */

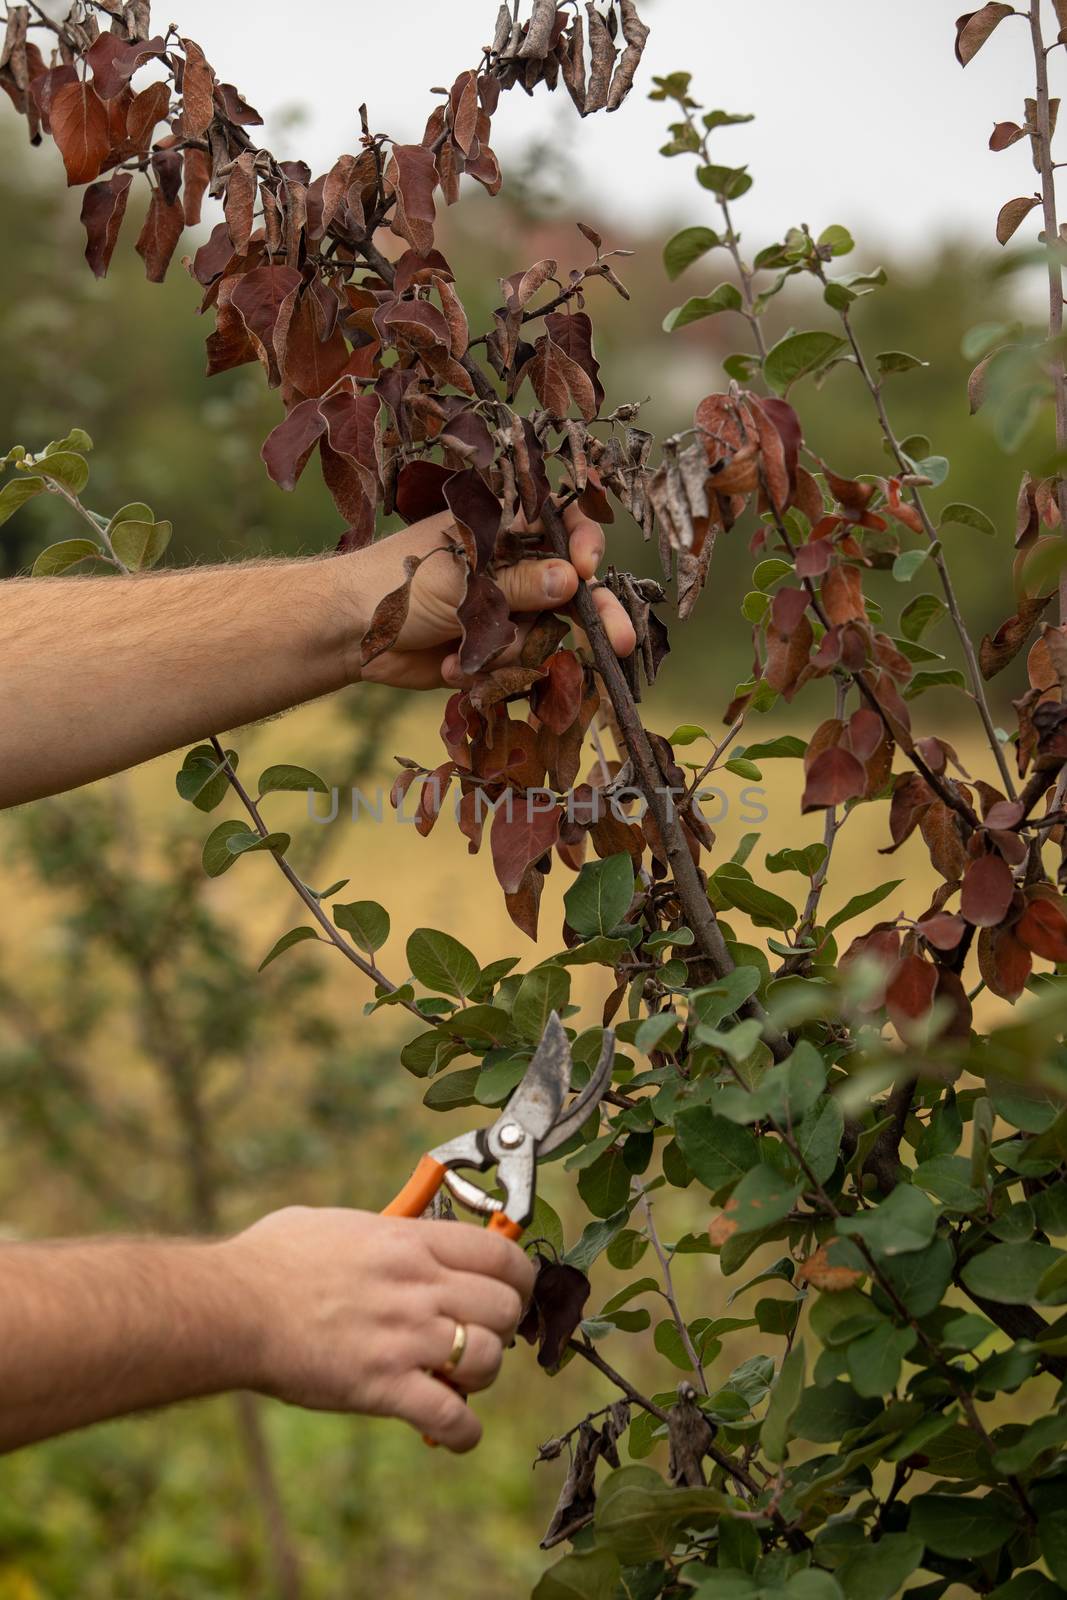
xmin=490 ymin=801 xmax=561 ymax=895
xmin=533 ymin=650 xmax=585 ymax=736
xmin=182 ymin=146 xmax=210 ymax=227
xmin=224 ymin=150 xmax=257 ymax=252
xmin=457 ymin=572 xmax=517 ymax=675
xmin=583 ymin=1 xmax=616 ymax=114
xmin=886 ymin=953 xmax=937 ymax=1039
xmin=797 ymin=1244 xmax=863 ymax=1293
xmin=230 ymin=264 xmax=303 ymax=385
xmin=135 ymin=188 xmax=185 ymax=283
xmin=990 ymin=119 xmax=1028 ymax=151
xmin=997 ymin=194 xmax=1041 ymax=246
xmin=667 ymin=1385 xmax=716 ymax=1488
xmin=978 ymin=922 xmax=1032 ymax=1000
xmin=918 ymin=912 xmax=967 ymax=952
xmin=765 ymin=614 xmax=814 ymax=698
xmin=387 ymin=143 xmax=438 ymax=255
xmin=505 ymin=861 xmax=546 ymax=939
xmin=607 ymin=0 xmax=650 ymax=113
xmin=444 ymin=468 xmax=502 ymax=572
xmin=920 ymin=800 xmax=968 ymax=882
xmin=519 ymin=332 xmax=598 ymax=420
xmin=802 ymin=746 xmax=866 ymax=812
xmin=980 ymin=593 xmax=1054 ymax=678
xmin=80 ymin=171 xmax=132 ymax=278
xmin=821 ymin=563 xmax=867 ymax=625
xmin=955 ymin=3 xmax=1015 ymax=66
xmin=960 ymin=851 xmax=1015 ymax=928
xmin=50 ymin=79 xmax=110 ymax=185
xmin=360 ymin=555 xmax=420 ymax=667
xmin=126 ymin=79 xmax=170 ymax=154
xmin=1016 ymin=894 xmax=1067 ymax=961
xmin=84 ymin=31 xmax=166 ymax=100
xmin=179 ymin=38 xmax=215 ymax=137
xmin=544 ymin=311 xmax=604 ymax=413
xmin=260 ymin=397 xmax=327 ymax=490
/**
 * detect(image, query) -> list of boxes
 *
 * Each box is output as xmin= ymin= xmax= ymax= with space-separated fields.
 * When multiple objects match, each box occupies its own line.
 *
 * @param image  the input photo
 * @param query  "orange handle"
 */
xmin=487 ymin=1212 xmax=524 ymax=1242
xmin=382 ymin=1153 xmax=447 ymax=1219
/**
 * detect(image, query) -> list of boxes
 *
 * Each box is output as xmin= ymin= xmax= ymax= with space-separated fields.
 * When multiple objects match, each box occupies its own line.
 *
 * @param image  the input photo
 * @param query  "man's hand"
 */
xmin=0 ymin=500 xmax=637 ymax=807
xmin=224 ymin=1207 xmax=536 ymax=1453
xmin=349 ymin=502 xmax=637 ymax=690
xmin=0 ymin=1211 xmax=535 ymax=1455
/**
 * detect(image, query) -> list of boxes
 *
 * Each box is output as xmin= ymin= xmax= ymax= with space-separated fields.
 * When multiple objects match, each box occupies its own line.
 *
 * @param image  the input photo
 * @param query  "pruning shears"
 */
xmin=383 ymin=1013 xmax=615 ymax=1241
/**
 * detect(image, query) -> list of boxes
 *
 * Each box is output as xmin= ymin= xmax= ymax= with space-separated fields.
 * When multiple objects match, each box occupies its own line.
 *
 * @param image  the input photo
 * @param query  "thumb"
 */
xmin=495 ymin=557 xmax=578 ymax=614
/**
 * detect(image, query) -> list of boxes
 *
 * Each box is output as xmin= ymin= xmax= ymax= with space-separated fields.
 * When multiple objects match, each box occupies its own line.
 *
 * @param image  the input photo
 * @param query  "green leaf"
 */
xmin=668 ymin=723 xmax=707 ymax=745
xmin=406 ymin=928 xmax=480 ymax=998
xmin=663 ymin=283 xmax=743 ymax=332
xmin=1040 ymin=1510 xmax=1067 ymax=1587
xmin=825 ymin=879 xmax=904 ymax=935
xmin=258 ymin=764 xmax=329 ymax=797
xmin=31 ymin=538 xmax=102 ymax=576
xmin=837 ymin=1184 xmax=938 ymax=1257
xmin=846 ymin=1322 xmax=915 ymax=1397
xmin=532 ymin=1548 xmax=621 ymax=1600
xmin=423 ymin=1066 xmax=482 ymax=1112
xmin=554 ymin=935 xmax=629 ymax=968
xmin=892 ymin=549 xmax=929 ymax=583
xmin=877 ymin=350 xmax=928 ymax=376
xmin=176 ymin=745 xmax=235 ymax=812
xmin=674 ymin=1110 xmax=759 ymax=1192
xmin=334 ymin=901 xmax=390 ymax=954
xmin=762 ymin=1339 xmax=805 ymax=1463
xmin=903 ymin=668 xmax=967 ymax=699
xmin=752 ymin=557 xmax=793 ymax=591
xmin=696 ymin=163 xmax=752 ymax=199
xmin=565 ymin=1208 xmax=632 ymax=1272
xmin=45 ymin=427 xmax=93 ymax=455
xmin=594 ymin=1466 xmax=731 ymax=1564
xmin=512 ymin=964 xmax=571 ymax=1043
xmin=564 ymin=854 xmax=635 ymax=937
xmin=258 ymin=926 xmax=318 ymax=971
xmin=201 ymin=820 xmax=288 ymax=877
xmin=909 ymin=1493 xmax=1020 ymax=1559
xmin=876 ymin=1235 xmax=954 ymax=1317
xmin=834 ymin=1534 xmax=923 ymax=1600
xmin=662 ymin=226 xmax=723 ymax=281
xmin=577 ymin=1145 xmax=631 ymax=1218
xmin=818 ymin=224 xmax=855 ymax=256
xmin=724 ymin=757 xmax=762 ymax=780
xmin=793 ymin=1381 xmax=879 ymax=1442
xmin=689 ymin=966 xmax=762 ymax=1030
xmin=796 ymin=1096 xmax=844 ymax=1184
xmin=940 ymin=500 xmax=996 ymax=536
xmin=764 ymin=331 xmax=849 ymax=394
xmin=721 ymin=1164 xmax=802 ymax=1237
xmin=912 ymin=1155 xmax=983 ymax=1212
xmin=704 ymin=109 xmax=755 ymax=131
xmin=766 ymin=843 xmax=827 ymax=878
xmin=960 ymin=1240 xmax=1063 ymax=1304
xmin=714 ymin=869 xmax=797 ymax=931
xmin=900 ymin=593 xmax=946 ymax=641
xmin=106 ymin=500 xmax=152 ymax=531
xmin=33 ymin=450 xmax=89 ymax=493
xmin=993 ymin=1413 xmax=1067 ymax=1474
xmin=0 ymin=475 xmax=45 ymax=525
xmin=110 ymin=518 xmax=172 ymax=571
xmin=741 ymin=735 xmax=807 ymax=761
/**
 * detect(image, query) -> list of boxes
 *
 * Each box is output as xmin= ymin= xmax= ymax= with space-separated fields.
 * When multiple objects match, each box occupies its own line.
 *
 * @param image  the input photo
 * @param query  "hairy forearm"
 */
xmin=0 ymin=1237 xmax=257 ymax=1452
xmin=0 ymin=557 xmax=367 ymax=808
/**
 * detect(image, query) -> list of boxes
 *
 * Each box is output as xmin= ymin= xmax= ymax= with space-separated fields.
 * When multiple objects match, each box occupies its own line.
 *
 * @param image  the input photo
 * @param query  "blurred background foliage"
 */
xmin=0 ymin=102 xmax=1047 ymax=1596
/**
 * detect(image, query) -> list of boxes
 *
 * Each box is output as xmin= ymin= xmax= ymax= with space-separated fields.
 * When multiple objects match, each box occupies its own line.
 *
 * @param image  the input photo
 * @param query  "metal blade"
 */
xmin=538 ymin=1028 xmax=615 ymax=1156
xmin=498 ymin=1011 xmax=570 ymax=1143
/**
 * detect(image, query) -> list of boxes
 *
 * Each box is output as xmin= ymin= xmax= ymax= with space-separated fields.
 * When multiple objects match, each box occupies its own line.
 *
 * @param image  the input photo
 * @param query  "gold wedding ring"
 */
xmin=440 ymin=1320 xmax=468 ymax=1378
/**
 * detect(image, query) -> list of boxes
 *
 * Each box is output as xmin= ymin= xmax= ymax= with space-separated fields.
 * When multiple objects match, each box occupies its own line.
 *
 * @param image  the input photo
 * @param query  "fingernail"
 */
xmin=544 ymin=563 xmax=570 ymax=602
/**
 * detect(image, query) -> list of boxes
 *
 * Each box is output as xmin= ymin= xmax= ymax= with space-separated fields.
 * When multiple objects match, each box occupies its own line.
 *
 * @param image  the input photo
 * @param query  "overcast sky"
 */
xmin=159 ymin=1 xmax=1061 ymax=254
